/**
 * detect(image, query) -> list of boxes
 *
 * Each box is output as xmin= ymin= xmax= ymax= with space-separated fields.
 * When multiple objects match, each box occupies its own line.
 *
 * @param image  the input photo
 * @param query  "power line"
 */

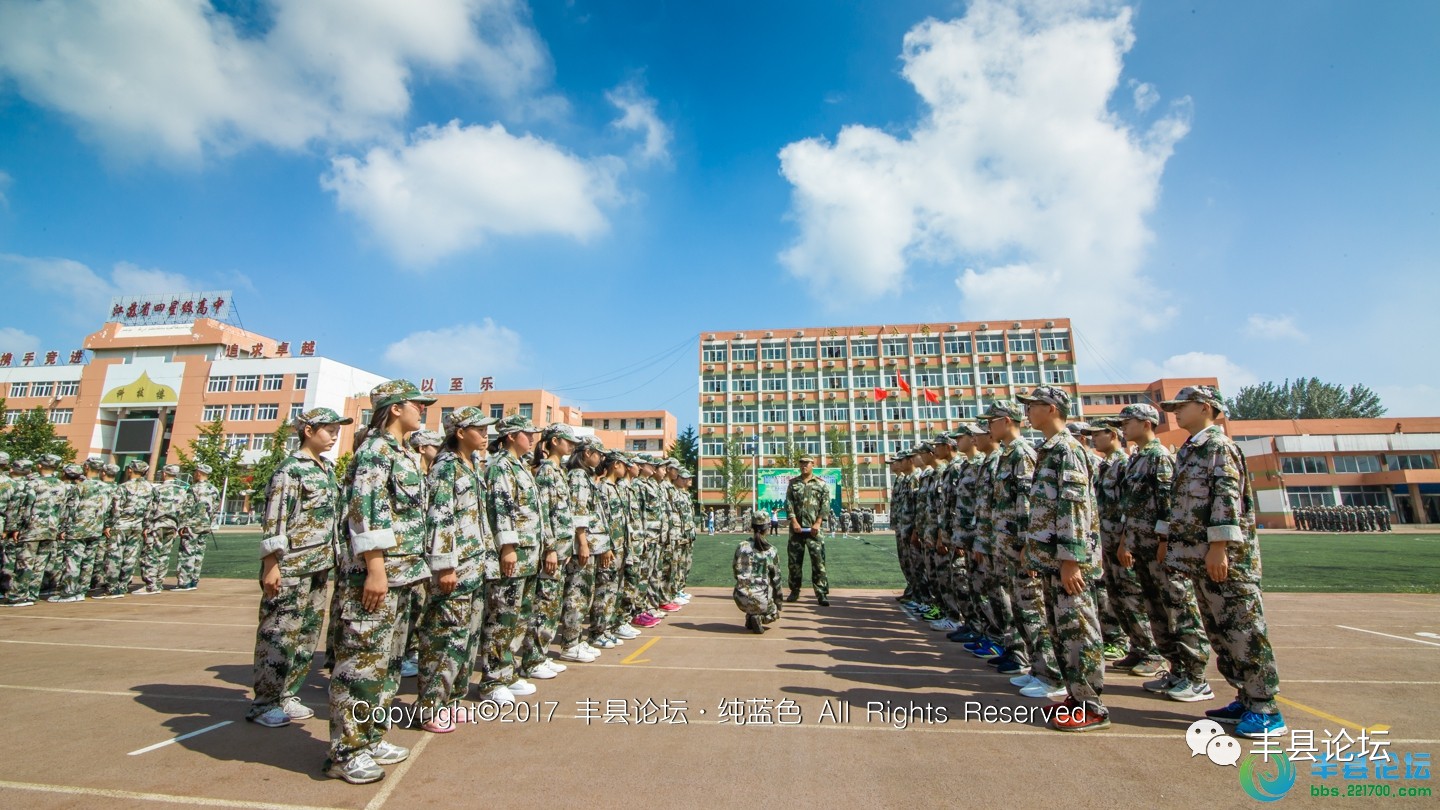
xmin=550 ymin=334 xmax=697 ymax=393
xmin=576 ymin=345 xmax=692 ymax=403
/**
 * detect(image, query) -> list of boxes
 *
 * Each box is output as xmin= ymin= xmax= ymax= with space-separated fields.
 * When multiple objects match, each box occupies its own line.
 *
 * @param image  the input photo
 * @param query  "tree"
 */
xmin=1225 ymin=378 xmax=1387 ymax=420
xmin=825 ymin=426 xmax=856 ymax=508
xmin=174 ymin=418 xmax=243 ymax=488
xmin=719 ymin=432 xmax=753 ymax=508
xmin=777 ymin=437 xmax=807 ymax=469
xmin=0 ymin=404 xmax=77 ymax=463
xmin=333 ymin=451 xmax=354 ymax=484
xmin=667 ymin=425 xmax=698 ymax=471
xmin=243 ymin=421 xmax=295 ymax=510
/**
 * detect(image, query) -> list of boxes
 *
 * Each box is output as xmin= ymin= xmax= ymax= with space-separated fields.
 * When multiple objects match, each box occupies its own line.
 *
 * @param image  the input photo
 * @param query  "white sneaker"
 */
xmin=1009 ymin=674 xmax=1039 ymax=689
xmin=607 ymin=634 xmax=625 ymax=646
xmin=543 ymin=658 xmax=567 ymax=673
xmin=479 ymin=685 xmax=516 ymax=704
xmin=509 ymin=678 xmax=537 ymax=696
xmin=591 ymin=636 xmax=617 ymax=650
xmin=558 ymin=645 xmax=597 ymax=663
xmin=47 ymin=595 xmax=85 ymax=603
xmin=615 ymin=625 xmax=640 ymax=639
xmin=1020 ymin=680 xmax=1067 ymax=699
xmin=580 ymin=642 xmax=602 ymax=657
xmin=929 ymin=618 xmax=958 ymax=632
xmin=399 ymin=658 xmax=419 ymax=678
xmin=526 ymin=663 xmax=558 ymax=680
xmin=251 ymin=706 xmax=291 ymax=728
xmin=282 ymin=696 xmax=315 ymax=720
xmin=367 ymin=740 xmax=409 ymax=765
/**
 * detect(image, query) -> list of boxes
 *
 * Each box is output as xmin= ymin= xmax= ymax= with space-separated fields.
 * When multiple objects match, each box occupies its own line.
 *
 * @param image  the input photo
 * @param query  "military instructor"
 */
xmin=784 ymin=455 xmax=831 ymax=606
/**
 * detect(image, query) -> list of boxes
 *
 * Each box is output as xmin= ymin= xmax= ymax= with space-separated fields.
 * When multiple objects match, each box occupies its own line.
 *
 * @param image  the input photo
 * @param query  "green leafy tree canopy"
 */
xmin=0 ymin=402 xmax=77 ymax=463
xmin=174 ymin=418 xmax=244 ymax=487
xmin=1225 ymin=378 xmax=1386 ymax=420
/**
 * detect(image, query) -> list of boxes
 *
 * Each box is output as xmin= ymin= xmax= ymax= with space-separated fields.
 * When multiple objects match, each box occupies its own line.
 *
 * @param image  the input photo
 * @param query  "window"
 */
xmin=1332 ymin=455 xmax=1382 ymax=474
xmin=1386 ymin=454 xmax=1436 ymax=470
xmin=57 ymin=380 xmax=79 ymax=397
xmin=1041 ymin=334 xmax=1070 ymax=352
xmin=1287 ymin=486 xmax=1335 ymax=508
xmin=978 ymin=370 xmax=1008 ymax=386
xmin=946 ymin=370 xmax=973 ymax=387
xmin=49 ymin=408 xmax=72 ymax=424
xmin=882 ymin=371 xmax=906 ymax=388
xmin=293 ymin=374 xmax=308 ymax=390
xmin=702 ymin=345 xmax=726 ymax=362
xmin=32 ymin=381 xmax=53 ymax=398
xmin=202 ymin=405 xmax=225 ymax=422
xmin=858 ymin=466 xmax=886 ymax=488
xmin=618 ymin=418 xmax=629 ymax=430
xmin=762 ymin=406 xmax=788 ymax=422
xmin=285 ymin=435 xmax=300 ymax=451
xmin=290 ymin=404 xmax=306 ymax=420
xmin=790 ymin=341 xmax=816 ymax=360
xmin=235 ymin=375 xmax=260 ymax=392
xmin=762 ymin=438 xmax=787 ymax=456
xmin=256 ymin=403 xmax=279 ymax=421
xmin=732 ymin=407 xmax=758 ymax=424
xmin=854 ymin=437 xmax=880 ymax=454
xmin=1282 ymin=456 xmax=1329 ymax=475
xmin=702 ymin=409 xmax=726 ymax=424
xmin=546 ymin=407 xmax=553 ymax=424
xmin=1012 ymin=368 xmax=1040 ymax=386
xmin=583 ymin=419 xmax=594 ymax=427
xmin=731 ymin=343 xmax=756 ymax=362
xmin=8 ymin=382 xmax=29 ymax=397
xmin=252 ymin=435 xmax=272 ymax=451
xmin=913 ymin=337 xmax=939 ymax=355
xmin=885 ymin=437 xmax=913 ymax=454
xmin=701 ymin=440 xmax=724 ymax=456
xmin=917 ymin=404 xmax=945 ymax=420
xmin=230 ymin=404 xmax=254 ymax=421
xmin=1044 ymin=368 xmax=1075 ymax=384
xmin=490 ymin=405 xmax=504 ymax=420
xmin=652 ymin=418 xmax=662 ymax=429
xmin=360 ymin=410 xmax=373 ymax=424
xmin=823 ymin=373 xmax=847 ymax=389
xmin=853 ymin=404 xmax=879 ymax=421
xmin=3 ymin=410 xmax=18 ymax=425
xmin=760 ymin=343 xmax=786 ymax=361
xmin=823 ymin=404 xmax=849 ymax=422
xmin=1339 ymin=486 xmax=1390 ymax=508
xmin=949 ymin=402 xmax=977 ymax=419
xmin=944 ymin=336 xmax=972 ymax=354
xmin=853 ymin=372 xmax=880 ymax=389
xmin=262 ymin=374 xmax=284 ymax=391
xmin=914 ymin=371 xmax=941 ymax=387
xmin=852 ymin=341 xmax=877 ymax=358
xmin=629 ymin=440 xmax=652 ymax=451
xmin=885 ymin=403 xmax=913 ymax=421
xmin=761 ymin=374 xmax=787 ymax=391
xmin=207 ymin=377 xmax=230 ymax=393
xmin=226 ymin=434 xmax=248 ymax=451
xmin=732 ymin=375 xmax=757 ymax=392
xmin=821 ymin=341 xmax=846 ymax=359
xmin=975 ymin=334 xmax=1004 ymax=354
xmin=795 ymin=438 xmax=821 ymax=456
xmin=792 ymin=406 xmax=819 ymax=422
xmin=518 ymin=404 xmax=533 ymax=419
xmin=701 ymin=471 xmax=725 ymax=490
xmin=792 ymin=374 xmax=818 ymax=391
xmin=601 ymin=418 xmax=611 ymax=430
xmin=882 ymin=339 xmax=908 ymax=357
xmin=1008 ymin=335 xmax=1037 ymax=353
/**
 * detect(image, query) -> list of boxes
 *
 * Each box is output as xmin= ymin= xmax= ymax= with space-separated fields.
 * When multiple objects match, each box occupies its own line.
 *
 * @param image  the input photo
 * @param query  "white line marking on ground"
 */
xmin=0 ymin=780 xmax=348 ymax=810
xmin=0 ymin=639 xmax=249 ymax=655
xmin=1335 ymin=626 xmax=1440 ymax=647
xmin=0 ymin=683 xmax=249 ymax=703
xmin=362 ymin=732 xmax=434 ymax=810
xmin=0 ymin=614 xmax=253 ymax=628
xmin=128 ymin=721 xmax=234 ymax=755
xmin=1417 ymin=632 xmax=1440 ymax=639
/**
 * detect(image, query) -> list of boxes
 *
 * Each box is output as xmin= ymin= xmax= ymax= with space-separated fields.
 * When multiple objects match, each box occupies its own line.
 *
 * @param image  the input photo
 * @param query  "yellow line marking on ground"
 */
xmin=0 ymin=683 xmax=249 ymax=703
xmin=0 ymin=614 xmax=253 ymax=628
xmin=0 ymin=780 xmax=349 ymax=810
xmin=0 ymin=639 xmax=248 ymax=655
xmin=129 ymin=721 xmax=234 ymax=756
xmin=363 ymin=732 xmax=434 ymax=810
xmin=620 ymin=636 xmax=660 ymax=664
xmin=1275 ymin=696 xmax=1388 ymax=734
xmin=1336 ymin=625 xmax=1440 ymax=647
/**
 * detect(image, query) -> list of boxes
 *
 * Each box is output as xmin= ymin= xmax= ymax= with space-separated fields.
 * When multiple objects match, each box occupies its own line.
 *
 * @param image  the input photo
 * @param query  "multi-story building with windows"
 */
xmin=582 ymin=410 xmax=678 ymax=454
xmin=696 ymin=318 xmax=1081 ymax=509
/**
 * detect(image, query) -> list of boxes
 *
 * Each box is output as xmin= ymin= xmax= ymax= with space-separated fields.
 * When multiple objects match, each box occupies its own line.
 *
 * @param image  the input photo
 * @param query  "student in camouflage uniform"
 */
xmin=735 ymin=512 xmax=782 ymax=632
xmin=629 ymin=456 xmax=665 ymax=625
xmin=99 ymin=460 xmax=154 ymax=598
xmin=1116 ymin=404 xmax=1210 ymax=689
xmin=785 ymin=454 xmax=831 ymax=605
xmin=658 ymin=458 xmax=687 ymax=609
xmin=556 ymin=436 xmax=605 ymax=663
xmin=905 ymin=443 xmax=938 ymax=616
xmin=2 ymin=459 xmax=37 ymax=600
xmin=397 ymin=429 xmax=444 ymax=676
xmin=590 ymin=450 xmax=632 ymax=648
xmin=478 ymin=414 xmax=547 ymax=704
xmin=249 ymin=407 xmax=352 ymax=729
xmin=966 ymin=427 xmax=1010 ymax=659
xmin=0 ymin=452 xmax=15 ymax=598
xmin=617 ymin=456 xmax=651 ymax=628
xmin=1160 ymin=386 xmax=1285 ymax=739
xmin=1015 ymin=386 xmax=1109 ymax=731
xmin=5 ymin=454 xmax=71 ymax=607
xmin=173 ymin=463 xmax=221 ymax=591
xmin=137 ymin=464 xmax=188 ymax=594
xmin=327 ymin=380 xmax=434 ymax=784
xmin=55 ymin=459 xmax=112 ymax=601
xmin=890 ymin=453 xmax=917 ymax=602
xmin=89 ymin=462 xmax=120 ymax=592
xmin=1085 ymin=420 xmax=1159 ymax=670
xmin=932 ymin=434 xmax=967 ymax=631
xmin=673 ymin=467 xmax=697 ymax=598
xmin=946 ymin=427 xmax=984 ymax=641
xmin=413 ymin=407 xmax=497 ymax=733
xmin=519 ymin=423 xmax=580 ymax=683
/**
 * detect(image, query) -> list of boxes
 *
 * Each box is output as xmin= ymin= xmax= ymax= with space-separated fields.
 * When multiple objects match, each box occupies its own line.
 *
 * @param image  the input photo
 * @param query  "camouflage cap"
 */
xmin=12 ymin=459 xmax=33 ymax=473
xmin=62 ymin=463 xmax=84 ymax=479
xmin=84 ymin=457 xmax=105 ymax=471
xmin=1118 ymin=403 xmax=1161 ymax=425
xmin=751 ymin=512 xmax=769 ymax=530
xmin=581 ymin=435 xmax=606 ymax=453
xmin=1159 ymin=385 xmax=1226 ymax=414
xmin=677 ymin=467 xmax=694 ymax=479
xmin=0 ymin=451 xmax=9 ymax=466
xmin=541 ymin=423 xmax=584 ymax=445
xmin=663 ymin=457 xmax=681 ymax=469
xmin=493 ymin=414 xmax=541 ymax=437
xmin=444 ymin=406 xmax=498 ymax=434
xmin=406 ymin=429 xmax=445 ymax=449
xmin=369 ymin=379 xmax=437 ymax=411
xmin=637 ymin=454 xmax=657 ymax=467
xmin=933 ymin=432 xmax=958 ymax=447
xmin=958 ymin=423 xmax=987 ymax=437
xmin=1016 ymin=385 xmax=1072 ymax=410
xmin=982 ymin=400 xmax=1024 ymax=423
xmin=162 ymin=464 xmax=181 ymax=476
xmin=102 ymin=463 xmax=121 ymax=476
xmin=1083 ymin=418 xmax=1123 ymax=436
xmin=37 ymin=453 xmax=62 ymax=468
xmin=194 ymin=463 xmax=213 ymax=475
xmin=604 ymin=449 xmax=629 ymax=464
xmin=127 ymin=459 xmax=150 ymax=473
xmin=1066 ymin=421 xmax=1091 ymax=436
xmin=295 ymin=407 xmax=354 ymax=428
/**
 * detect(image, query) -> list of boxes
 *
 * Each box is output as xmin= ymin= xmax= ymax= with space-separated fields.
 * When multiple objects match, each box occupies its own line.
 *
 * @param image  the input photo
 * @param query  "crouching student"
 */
xmin=734 ymin=513 xmax=782 ymax=634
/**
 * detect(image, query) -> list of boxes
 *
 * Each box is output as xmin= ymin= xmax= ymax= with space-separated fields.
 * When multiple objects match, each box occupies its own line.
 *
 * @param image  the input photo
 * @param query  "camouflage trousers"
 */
xmin=588 ymin=553 xmax=622 ymax=638
xmin=1101 ymin=533 xmax=1156 ymax=655
xmin=733 ymin=584 xmax=779 ymax=623
xmin=896 ymin=534 xmax=915 ymax=597
xmin=676 ymin=539 xmax=694 ymax=592
xmin=139 ymin=528 xmax=180 ymax=589
xmin=416 ymin=576 xmax=485 ymax=712
xmin=103 ymin=528 xmax=146 ymax=596
xmin=249 ymin=569 xmax=329 ymax=718
xmin=1040 ymin=570 xmax=1106 ymax=714
xmin=556 ymin=555 xmax=595 ymax=649
xmin=645 ymin=540 xmax=669 ymax=607
xmin=1187 ymin=573 xmax=1281 ymax=714
xmin=13 ymin=539 xmax=60 ymax=602
xmin=402 ymin=582 xmax=427 ymax=661
xmin=1133 ymin=541 xmax=1209 ymax=680
xmin=786 ymin=533 xmax=828 ymax=598
xmin=942 ymin=547 xmax=973 ymax=625
xmin=478 ymin=576 xmax=535 ymax=692
xmin=521 ymin=574 xmax=563 ymax=672
xmin=324 ymin=578 xmax=345 ymax=667
xmin=620 ymin=538 xmax=652 ymax=618
xmin=327 ymin=578 xmax=415 ymax=765
xmin=0 ymin=540 xmax=18 ymax=598
xmin=58 ymin=537 xmax=102 ymax=598
xmin=660 ymin=541 xmax=683 ymax=602
xmin=1009 ymin=560 xmax=1061 ymax=684
xmin=174 ymin=530 xmax=209 ymax=588
xmin=975 ymin=551 xmax=1014 ymax=643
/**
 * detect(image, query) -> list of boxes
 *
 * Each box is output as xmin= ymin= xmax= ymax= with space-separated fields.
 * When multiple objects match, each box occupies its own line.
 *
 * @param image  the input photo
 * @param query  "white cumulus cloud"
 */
xmin=0 ymin=0 xmax=547 ymax=160
xmin=322 ymin=120 xmax=621 ymax=265
xmin=1134 ymin=351 xmax=1258 ymax=393
xmin=777 ymin=0 xmax=1191 ymax=354
xmin=607 ymin=80 xmax=671 ymax=165
xmin=382 ymin=319 xmax=526 ymax=381
xmin=1244 ymin=313 xmax=1306 ymax=341
xmin=1130 ymin=79 xmax=1159 ymax=113
xmin=1 ymin=253 xmax=217 ymax=327
xmin=0 ymin=327 xmax=41 ymax=357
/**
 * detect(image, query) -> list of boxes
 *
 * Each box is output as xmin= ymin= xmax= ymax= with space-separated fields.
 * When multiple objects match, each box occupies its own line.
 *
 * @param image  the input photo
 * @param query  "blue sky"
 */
xmin=1 ymin=0 xmax=1436 ymax=420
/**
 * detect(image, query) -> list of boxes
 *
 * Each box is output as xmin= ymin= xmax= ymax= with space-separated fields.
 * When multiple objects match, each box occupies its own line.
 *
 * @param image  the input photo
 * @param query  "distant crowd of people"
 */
xmin=1293 ymin=504 xmax=1391 ymax=532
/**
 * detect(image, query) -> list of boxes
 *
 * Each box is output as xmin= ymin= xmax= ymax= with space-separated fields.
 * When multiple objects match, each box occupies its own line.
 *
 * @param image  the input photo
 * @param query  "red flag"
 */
xmin=897 ymin=374 xmax=911 ymax=395
xmin=923 ymin=389 xmax=939 ymax=404
xmin=874 ymin=387 xmax=889 ymax=401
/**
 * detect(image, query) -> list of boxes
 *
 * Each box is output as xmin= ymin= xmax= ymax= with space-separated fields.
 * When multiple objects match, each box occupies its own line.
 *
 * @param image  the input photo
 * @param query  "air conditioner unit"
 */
xmin=764 ymin=393 xmax=772 ymax=400
xmin=794 ymin=330 xmax=804 ymax=337
xmin=765 ymin=425 xmax=774 ymax=433
xmin=765 ymin=331 xmax=773 ymax=338
xmin=706 ymin=333 xmax=715 ymax=340
xmin=827 ymin=391 xmax=835 ymax=399
xmin=982 ymin=356 xmax=992 ymax=364
xmin=1048 ymin=354 xmax=1057 ymax=361
xmin=1045 ymin=321 xmax=1055 ymax=328
xmin=978 ymin=323 xmax=988 ymax=330
xmin=886 ymin=358 xmax=896 ymax=365
xmin=733 ymin=395 xmax=743 ymax=402
xmin=1012 ymin=321 xmax=1022 ymax=329
xmin=705 ymin=427 xmax=713 ymax=434
xmin=917 ymin=357 xmax=928 ymax=365
xmin=764 ymin=362 xmax=773 ymax=369
xmin=705 ymin=364 xmax=713 ymax=372
xmin=825 ymin=360 xmax=834 ymax=367
xmin=947 ymin=324 xmax=957 ymax=332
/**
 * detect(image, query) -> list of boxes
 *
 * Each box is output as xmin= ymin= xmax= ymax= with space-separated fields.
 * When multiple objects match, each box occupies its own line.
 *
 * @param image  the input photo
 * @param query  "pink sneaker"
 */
xmin=659 ymin=602 xmax=681 ymax=612
xmin=633 ymin=612 xmax=660 ymax=628
xmin=421 ymin=707 xmax=457 ymax=733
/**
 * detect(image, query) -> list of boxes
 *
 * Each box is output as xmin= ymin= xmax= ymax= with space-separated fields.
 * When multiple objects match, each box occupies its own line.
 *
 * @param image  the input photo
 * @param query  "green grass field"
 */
xmin=192 ymin=531 xmax=1440 ymax=593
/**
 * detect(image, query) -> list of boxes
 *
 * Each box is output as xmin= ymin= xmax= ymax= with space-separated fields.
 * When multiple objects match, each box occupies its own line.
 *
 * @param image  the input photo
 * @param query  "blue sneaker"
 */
xmin=1236 ymin=711 xmax=1288 ymax=739
xmin=971 ymin=640 xmax=1005 ymax=659
xmin=963 ymin=638 xmax=989 ymax=651
xmin=1205 ymin=700 xmax=1247 ymax=725
xmin=997 ymin=658 xmax=1027 ymax=676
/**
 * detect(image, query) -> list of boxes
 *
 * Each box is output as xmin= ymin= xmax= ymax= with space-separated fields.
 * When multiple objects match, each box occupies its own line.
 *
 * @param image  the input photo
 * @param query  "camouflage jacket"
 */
xmin=950 ymin=454 xmax=983 ymax=548
xmin=1095 ymin=449 xmax=1128 ymax=538
xmin=890 ymin=472 xmax=914 ymax=538
xmin=110 ymin=478 xmax=155 ymax=531
xmin=661 ymin=480 xmax=684 ymax=542
xmin=912 ymin=465 xmax=938 ymax=543
xmin=733 ymin=539 xmax=780 ymax=603
xmin=261 ymin=451 xmax=339 ymax=578
xmin=991 ymin=438 xmax=1037 ymax=559
xmin=3 ymin=475 xmax=33 ymax=535
xmin=635 ymin=477 xmax=666 ymax=539
xmin=347 ymin=432 xmax=429 ymax=585
xmin=598 ymin=478 xmax=628 ymax=555
xmin=1024 ymin=431 xmax=1101 ymax=575
xmin=937 ymin=458 xmax=965 ymax=544
xmin=426 ymin=449 xmax=492 ymax=585
xmin=63 ymin=478 xmax=114 ymax=539
xmin=972 ymin=450 xmax=1001 ymax=555
xmin=670 ymin=483 xmax=696 ymax=542
xmin=619 ymin=477 xmax=644 ymax=550
xmin=1165 ymin=425 xmax=1261 ymax=583
xmin=533 ymin=458 xmax=572 ymax=577
xmin=786 ymin=474 xmax=830 ymax=530
xmin=146 ymin=480 xmax=190 ymax=531
xmin=567 ymin=466 xmax=601 ymax=554
xmin=0 ymin=476 xmax=15 ymax=535
xmin=17 ymin=474 xmax=72 ymax=542
xmin=187 ymin=481 xmax=221 ymax=534
xmin=1120 ymin=439 xmax=1174 ymax=550
xmin=485 ymin=451 xmax=546 ymax=579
